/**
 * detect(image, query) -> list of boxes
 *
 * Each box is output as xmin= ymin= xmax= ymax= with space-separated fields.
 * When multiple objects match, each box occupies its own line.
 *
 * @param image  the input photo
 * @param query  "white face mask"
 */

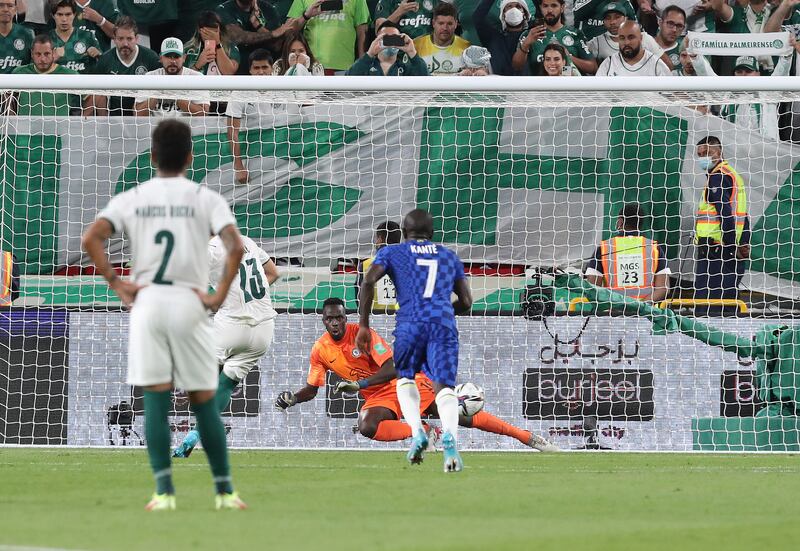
xmin=504 ymin=7 xmax=524 ymax=26
xmin=697 ymin=156 xmax=714 ymax=171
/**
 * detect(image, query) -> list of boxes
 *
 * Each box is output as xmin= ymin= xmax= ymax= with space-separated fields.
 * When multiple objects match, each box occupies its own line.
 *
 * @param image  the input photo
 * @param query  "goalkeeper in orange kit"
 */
xmin=274 ymin=297 xmax=559 ymax=452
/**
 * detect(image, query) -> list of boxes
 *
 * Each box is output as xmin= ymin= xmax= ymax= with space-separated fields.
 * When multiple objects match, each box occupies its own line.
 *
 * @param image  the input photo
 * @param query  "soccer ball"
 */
xmin=455 ymin=382 xmax=485 ymax=417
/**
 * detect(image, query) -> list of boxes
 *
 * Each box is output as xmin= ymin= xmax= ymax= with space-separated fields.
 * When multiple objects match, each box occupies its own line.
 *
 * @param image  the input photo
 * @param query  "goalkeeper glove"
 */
xmin=275 ymin=390 xmax=298 ymax=410
xmin=333 ymin=380 xmax=361 ymax=394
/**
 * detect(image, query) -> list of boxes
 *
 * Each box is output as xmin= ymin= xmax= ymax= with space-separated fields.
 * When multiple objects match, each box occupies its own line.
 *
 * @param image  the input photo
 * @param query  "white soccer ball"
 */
xmin=455 ymin=382 xmax=485 ymax=417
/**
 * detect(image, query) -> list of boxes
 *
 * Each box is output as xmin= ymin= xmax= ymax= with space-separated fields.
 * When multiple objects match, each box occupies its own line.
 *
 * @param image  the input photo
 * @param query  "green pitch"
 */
xmin=1 ymin=449 xmax=797 ymax=551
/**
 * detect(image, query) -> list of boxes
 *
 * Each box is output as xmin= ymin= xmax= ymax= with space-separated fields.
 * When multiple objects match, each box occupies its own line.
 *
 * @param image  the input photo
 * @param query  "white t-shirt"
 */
xmin=133 ymin=67 xmax=210 ymax=113
xmin=596 ymin=51 xmax=671 ymax=76
xmin=225 ymin=101 xmax=288 ymax=120
xmin=588 ymin=32 xmax=665 ymax=62
xmin=98 ymin=176 xmax=236 ymax=290
xmin=209 ymin=234 xmax=277 ymax=324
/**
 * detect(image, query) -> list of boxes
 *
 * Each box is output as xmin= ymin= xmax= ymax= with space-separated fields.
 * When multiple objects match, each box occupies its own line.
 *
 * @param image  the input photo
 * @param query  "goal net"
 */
xmin=2 ymin=75 xmax=800 ymax=451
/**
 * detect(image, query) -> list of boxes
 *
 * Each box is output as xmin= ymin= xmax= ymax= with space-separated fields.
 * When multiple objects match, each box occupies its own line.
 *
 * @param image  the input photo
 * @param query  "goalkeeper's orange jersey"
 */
xmin=307 ymin=323 xmax=394 ymax=400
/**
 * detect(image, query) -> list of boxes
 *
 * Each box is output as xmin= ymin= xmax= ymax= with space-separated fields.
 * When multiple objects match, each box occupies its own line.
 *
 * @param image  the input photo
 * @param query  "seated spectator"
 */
xmin=184 ymin=11 xmax=241 ymax=75
xmin=690 ymin=49 xmax=792 ymax=140
xmin=587 ymin=4 xmax=670 ymax=67
xmin=287 ymin=0 xmax=369 ymax=73
xmin=273 ymin=31 xmax=324 ymax=74
xmin=413 ymin=1 xmax=470 ymax=75
xmin=716 ymin=0 xmax=775 ymax=74
xmin=227 ymin=49 xmax=275 ymax=184
xmin=654 ymin=5 xmax=685 ymax=69
xmin=574 ymin=0 xmax=635 ymax=40
xmin=134 ymin=37 xmax=210 ymax=117
xmin=75 ymin=0 xmax=118 ymax=52
xmin=92 ymin=16 xmax=161 ymax=116
xmin=458 ymin=44 xmax=492 ymax=75
xmin=540 ymin=42 xmax=581 ymax=74
xmin=475 ymin=0 xmax=531 ymax=75
xmin=49 ymin=0 xmax=101 ymax=73
xmin=12 ymin=34 xmax=84 ymax=116
xmin=217 ymin=0 xmax=290 ymax=72
xmin=117 ymin=0 xmax=178 ymax=54
xmin=513 ymin=0 xmax=596 ymax=75
xmin=346 ymin=20 xmax=428 ymax=75
xmin=584 ymin=203 xmax=670 ymax=304
xmin=374 ymin=0 xmax=432 ymax=40
xmin=596 ymin=19 xmax=670 ymax=75
xmin=0 ymin=0 xmax=34 ymax=74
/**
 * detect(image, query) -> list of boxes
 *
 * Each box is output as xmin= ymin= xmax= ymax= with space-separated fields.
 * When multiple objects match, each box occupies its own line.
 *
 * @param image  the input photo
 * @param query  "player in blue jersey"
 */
xmin=357 ymin=209 xmax=473 ymax=472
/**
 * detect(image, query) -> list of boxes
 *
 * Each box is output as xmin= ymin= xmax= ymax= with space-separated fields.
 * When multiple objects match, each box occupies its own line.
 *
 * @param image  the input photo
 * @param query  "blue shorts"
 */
xmin=392 ymin=322 xmax=459 ymax=388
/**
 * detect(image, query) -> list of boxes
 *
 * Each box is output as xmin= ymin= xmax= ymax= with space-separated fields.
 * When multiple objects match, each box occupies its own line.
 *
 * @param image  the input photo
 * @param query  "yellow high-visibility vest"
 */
xmin=600 ymin=235 xmax=659 ymax=300
xmin=696 ymin=160 xmax=748 ymax=245
xmin=0 ymin=251 xmax=13 ymax=306
xmin=362 ymin=256 xmax=399 ymax=311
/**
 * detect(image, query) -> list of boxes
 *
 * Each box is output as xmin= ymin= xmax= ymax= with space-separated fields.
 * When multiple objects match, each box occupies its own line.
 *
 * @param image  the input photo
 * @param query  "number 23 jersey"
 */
xmin=209 ymin=234 xmax=277 ymax=324
xmin=98 ymin=176 xmax=236 ymax=290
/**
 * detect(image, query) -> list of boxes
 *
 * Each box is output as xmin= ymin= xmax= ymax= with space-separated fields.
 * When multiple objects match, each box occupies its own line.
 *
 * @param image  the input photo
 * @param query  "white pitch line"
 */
xmin=0 ymin=546 xmax=89 ymax=551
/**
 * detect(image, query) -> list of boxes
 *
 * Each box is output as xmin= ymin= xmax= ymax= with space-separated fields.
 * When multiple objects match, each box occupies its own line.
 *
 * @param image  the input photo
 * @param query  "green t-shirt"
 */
xmin=288 ymin=0 xmax=370 ymax=70
xmin=117 ymin=0 xmax=178 ymax=24
xmin=720 ymin=3 xmax=772 ymax=34
xmin=12 ymin=63 xmax=80 ymax=116
xmin=0 ymin=24 xmax=34 ymax=74
xmin=523 ymin=25 xmax=592 ymax=75
xmin=374 ymin=0 xmax=434 ymax=39
xmin=574 ymin=0 xmax=635 ymax=40
xmin=75 ymin=0 xmax=119 ymax=52
xmin=93 ymin=44 xmax=161 ymax=75
xmin=217 ymin=0 xmax=281 ymax=31
xmin=445 ymin=0 xmax=536 ymax=46
xmin=185 ymin=41 xmax=242 ymax=74
xmin=663 ymin=39 xmax=681 ymax=70
xmin=272 ymin=0 xmax=295 ymax=21
xmin=49 ymin=28 xmax=101 ymax=73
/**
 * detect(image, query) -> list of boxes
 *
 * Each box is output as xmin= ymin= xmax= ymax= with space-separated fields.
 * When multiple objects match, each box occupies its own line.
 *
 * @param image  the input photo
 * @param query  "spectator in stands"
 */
xmin=585 ymin=203 xmax=670 ymax=303
xmin=674 ymin=37 xmax=696 ymax=75
xmin=540 ymin=42 xmax=581 ymax=74
xmin=574 ymin=0 xmax=635 ymax=41
xmin=12 ymin=34 xmax=84 ymax=116
xmin=693 ymin=136 xmax=750 ymax=311
xmin=346 ymin=20 xmax=428 ymax=75
xmin=374 ymin=0 xmax=432 ymax=40
xmin=513 ymin=0 xmax=596 ymax=75
xmin=0 ymin=0 xmax=34 ymax=74
xmin=217 ymin=0 xmax=291 ymax=72
xmin=587 ymin=3 xmax=671 ymax=68
xmin=413 ymin=1 xmax=470 ymax=75
xmin=184 ymin=11 xmax=241 ymax=75
xmin=287 ymin=0 xmax=369 ymax=73
xmin=458 ymin=44 xmax=492 ymax=74
xmin=117 ymin=0 xmax=178 ymax=54
xmin=644 ymin=0 xmax=715 ymax=34
xmin=50 ymin=0 xmax=101 ymax=73
xmin=134 ymin=37 xmax=210 ymax=117
xmin=596 ymin=19 xmax=671 ymax=75
xmin=475 ymin=0 xmax=530 ymax=75
xmin=74 ymin=0 xmax=118 ymax=52
xmin=272 ymin=31 xmax=324 ymax=74
xmin=765 ymin=0 xmax=800 ymax=142
xmin=715 ymin=0 xmax=776 ymax=74
xmin=654 ymin=5 xmax=685 ymax=69
xmin=227 ymin=49 xmax=275 ymax=184
xmin=92 ymin=16 xmax=161 ymax=116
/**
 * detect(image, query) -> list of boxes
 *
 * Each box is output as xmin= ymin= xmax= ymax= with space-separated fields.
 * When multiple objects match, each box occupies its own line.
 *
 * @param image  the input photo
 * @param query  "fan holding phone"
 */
xmin=346 ymin=20 xmax=429 ymax=75
xmin=184 ymin=11 xmax=241 ymax=75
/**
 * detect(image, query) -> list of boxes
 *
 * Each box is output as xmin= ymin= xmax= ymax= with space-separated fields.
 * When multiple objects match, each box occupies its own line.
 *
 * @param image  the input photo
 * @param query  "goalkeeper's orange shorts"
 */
xmin=362 ymin=374 xmax=437 ymax=419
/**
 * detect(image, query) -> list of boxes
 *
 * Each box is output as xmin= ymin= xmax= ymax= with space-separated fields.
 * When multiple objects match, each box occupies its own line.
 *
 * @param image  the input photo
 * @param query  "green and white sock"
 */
xmin=191 ymin=398 xmax=233 ymax=494
xmin=143 ymin=389 xmax=175 ymax=495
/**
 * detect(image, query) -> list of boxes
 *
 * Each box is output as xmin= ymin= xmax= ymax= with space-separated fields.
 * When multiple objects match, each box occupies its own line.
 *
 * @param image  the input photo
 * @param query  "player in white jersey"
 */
xmin=172 ymin=234 xmax=279 ymax=458
xmin=81 ymin=119 xmax=247 ymax=512
xmin=596 ymin=20 xmax=670 ymax=76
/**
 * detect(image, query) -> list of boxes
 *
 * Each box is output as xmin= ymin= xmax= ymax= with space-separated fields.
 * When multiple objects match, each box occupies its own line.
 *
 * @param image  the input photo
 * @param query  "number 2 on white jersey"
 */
xmin=416 ymin=259 xmax=438 ymax=298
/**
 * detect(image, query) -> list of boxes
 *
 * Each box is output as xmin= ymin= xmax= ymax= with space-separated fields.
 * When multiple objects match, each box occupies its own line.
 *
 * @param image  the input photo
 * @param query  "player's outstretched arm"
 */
xmin=356 ymin=263 xmax=387 ymax=352
xmin=275 ymin=384 xmax=318 ymax=410
xmin=452 ymin=278 xmax=473 ymax=314
xmin=334 ymin=359 xmax=397 ymax=394
xmin=81 ymin=218 xmax=141 ymax=307
xmin=197 ymin=223 xmax=244 ymax=311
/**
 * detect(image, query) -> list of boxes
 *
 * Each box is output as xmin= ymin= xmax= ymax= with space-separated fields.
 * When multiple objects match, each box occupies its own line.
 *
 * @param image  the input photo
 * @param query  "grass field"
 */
xmin=1 ymin=449 xmax=798 ymax=551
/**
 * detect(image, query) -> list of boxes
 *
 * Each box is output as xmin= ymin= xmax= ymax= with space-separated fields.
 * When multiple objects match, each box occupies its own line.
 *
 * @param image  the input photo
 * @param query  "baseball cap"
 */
xmin=601 ymin=2 xmax=626 ymax=16
xmin=734 ymin=55 xmax=758 ymax=72
xmin=160 ymin=37 xmax=184 ymax=57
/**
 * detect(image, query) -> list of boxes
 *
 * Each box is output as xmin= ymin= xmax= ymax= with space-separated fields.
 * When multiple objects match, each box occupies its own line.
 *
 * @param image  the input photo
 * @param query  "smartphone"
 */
xmin=320 ymin=0 xmax=343 ymax=11
xmin=204 ymin=39 xmax=216 ymax=51
xmin=382 ymin=34 xmax=405 ymax=47
xmin=533 ymin=17 xmax=545 ymax=27
xmin=561 ymin=65 xmax=571 ymax=76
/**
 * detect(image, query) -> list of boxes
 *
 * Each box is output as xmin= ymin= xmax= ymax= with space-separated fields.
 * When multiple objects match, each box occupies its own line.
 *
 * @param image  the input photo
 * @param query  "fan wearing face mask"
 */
xmin=474 ymin=0 xmax=532 ymax=74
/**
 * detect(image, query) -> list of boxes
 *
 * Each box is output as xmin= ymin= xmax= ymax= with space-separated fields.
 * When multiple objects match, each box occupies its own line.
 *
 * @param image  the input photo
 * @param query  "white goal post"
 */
xmin=2 ymin=75 xmax=800 ymax=451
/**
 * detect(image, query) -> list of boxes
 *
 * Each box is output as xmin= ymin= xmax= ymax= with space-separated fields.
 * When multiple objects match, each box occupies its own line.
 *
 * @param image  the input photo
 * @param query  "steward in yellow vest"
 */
xmin=355 ymin=221 xmax=402 ymax=312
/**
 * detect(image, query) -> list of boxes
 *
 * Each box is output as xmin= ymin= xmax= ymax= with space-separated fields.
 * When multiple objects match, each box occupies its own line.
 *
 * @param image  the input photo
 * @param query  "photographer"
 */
xmin=346 ymin=20 xmax=428 ymax=75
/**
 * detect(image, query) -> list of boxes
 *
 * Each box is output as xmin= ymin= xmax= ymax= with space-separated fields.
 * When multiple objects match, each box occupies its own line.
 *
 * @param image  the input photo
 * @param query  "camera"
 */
xmin=519 ymin=272 xmax=556 ymax=320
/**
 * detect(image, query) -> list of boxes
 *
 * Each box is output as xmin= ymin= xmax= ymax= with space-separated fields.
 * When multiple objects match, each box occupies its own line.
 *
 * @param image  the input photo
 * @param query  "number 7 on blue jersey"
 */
xmin=416 ymin=258 xmax=438 ymax=298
